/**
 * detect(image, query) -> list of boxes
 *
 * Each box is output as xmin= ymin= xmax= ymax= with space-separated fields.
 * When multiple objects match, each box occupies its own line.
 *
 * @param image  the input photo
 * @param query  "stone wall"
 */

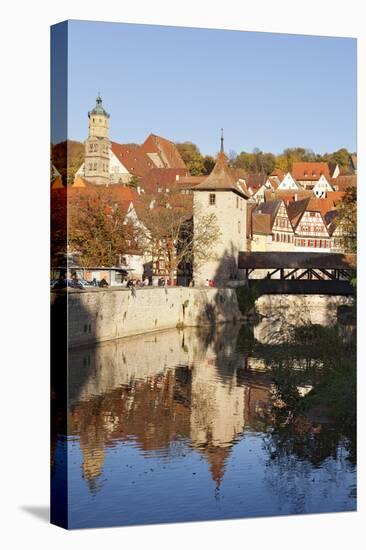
xmin=51 ymin=286 xmax=242 ymax=347
xmin=254 ymin=293 xmax=355 ymax=344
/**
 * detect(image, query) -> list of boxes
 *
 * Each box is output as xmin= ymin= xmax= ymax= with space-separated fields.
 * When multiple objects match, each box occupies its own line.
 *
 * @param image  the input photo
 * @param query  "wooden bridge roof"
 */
xmin=238 ymin=251 xmax=356 ymax=270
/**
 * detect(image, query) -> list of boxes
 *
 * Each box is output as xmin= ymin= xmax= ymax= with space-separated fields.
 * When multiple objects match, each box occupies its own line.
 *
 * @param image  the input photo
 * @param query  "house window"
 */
xmin=238 ymin=221 xmax=241 ymax=233
xmin=209 ymin=193 xmax=216 ymax=205
xmin=236 ymin=197 xmax=239 ymax=208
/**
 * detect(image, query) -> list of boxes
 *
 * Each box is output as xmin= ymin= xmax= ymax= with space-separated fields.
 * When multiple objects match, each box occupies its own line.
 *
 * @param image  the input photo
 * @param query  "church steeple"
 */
xmin=84 ymin=94 xmax=111 ymax=185
xmin=220 ymin=128 xmax=224 ymax=154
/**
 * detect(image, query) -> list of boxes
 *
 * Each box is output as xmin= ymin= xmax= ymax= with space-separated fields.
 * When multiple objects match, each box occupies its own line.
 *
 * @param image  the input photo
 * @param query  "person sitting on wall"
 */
xmin=70 ymin=272 xmax=83 ymax=289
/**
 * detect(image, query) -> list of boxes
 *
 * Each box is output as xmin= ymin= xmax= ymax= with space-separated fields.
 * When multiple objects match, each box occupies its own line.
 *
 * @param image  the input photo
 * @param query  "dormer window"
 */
xmin=209 ymin=193 xmax=216 ymax=205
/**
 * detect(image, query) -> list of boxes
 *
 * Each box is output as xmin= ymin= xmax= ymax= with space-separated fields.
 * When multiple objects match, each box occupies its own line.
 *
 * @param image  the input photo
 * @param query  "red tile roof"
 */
xmin=245 ymin=174 xmax=268 ymax=192
xmin=141 ymin=134 xmax=187 ymax=169
xmin=270 ymin=168 xmax=285 ymax=181
xmin=292 ymin=162 xmax=330 ymax=181
xmin=264 ymin=189 xmax=313 ymax=203
xmin=111 ymin=142 xmax=155 ymax=177
xmin=139 ymin=168 xmax=188 ymax=194
xmin=179 ymin=175 xmax=207 ymax=189
xmin=331 ymin=175 xmax=357 ymax=192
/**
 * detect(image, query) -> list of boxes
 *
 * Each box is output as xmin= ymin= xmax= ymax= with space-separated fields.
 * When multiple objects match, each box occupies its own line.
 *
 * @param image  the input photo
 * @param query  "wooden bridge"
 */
xmin=238 ymin=252 xmax=356 ymax=296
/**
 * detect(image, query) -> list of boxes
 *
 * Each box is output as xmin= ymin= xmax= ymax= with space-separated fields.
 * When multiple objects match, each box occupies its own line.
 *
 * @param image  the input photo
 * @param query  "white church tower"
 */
xmin=192 ymin=131 xmax=248 ymax=285
xmin=84 ymin=95 xmax=111 ymax=185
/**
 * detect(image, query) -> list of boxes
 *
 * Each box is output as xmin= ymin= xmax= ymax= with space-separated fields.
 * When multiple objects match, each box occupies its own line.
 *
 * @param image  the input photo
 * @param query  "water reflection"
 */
xmin=53 ymin=316 xmax=356 ymax=528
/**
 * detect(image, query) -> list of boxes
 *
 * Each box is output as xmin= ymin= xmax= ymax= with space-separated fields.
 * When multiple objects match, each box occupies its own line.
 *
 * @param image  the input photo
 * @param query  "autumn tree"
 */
xmin=335 ymin=186 xmax=357 ymax=253
xmin=134 ymin=185 xmax=221 ymax=281
xmin=67 ymin=187 xmax=137 ymax=267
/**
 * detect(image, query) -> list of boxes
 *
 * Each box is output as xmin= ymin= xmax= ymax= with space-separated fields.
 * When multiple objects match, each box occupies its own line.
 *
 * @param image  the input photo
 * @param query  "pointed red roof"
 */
xmin=193 ymin=152 xmax=248 ymax=197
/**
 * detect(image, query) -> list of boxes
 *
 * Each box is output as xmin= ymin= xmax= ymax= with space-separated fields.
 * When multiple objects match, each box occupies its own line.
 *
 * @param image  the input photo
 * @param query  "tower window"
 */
xmin=209 ymin=193 xmax=216 ymax=205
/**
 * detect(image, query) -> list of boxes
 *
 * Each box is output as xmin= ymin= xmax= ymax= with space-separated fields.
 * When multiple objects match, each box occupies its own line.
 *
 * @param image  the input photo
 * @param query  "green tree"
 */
xmin=176 ymin=142 xmax=205 ymax=175
xmin=202 ymin=155 xmax=215 ymax=175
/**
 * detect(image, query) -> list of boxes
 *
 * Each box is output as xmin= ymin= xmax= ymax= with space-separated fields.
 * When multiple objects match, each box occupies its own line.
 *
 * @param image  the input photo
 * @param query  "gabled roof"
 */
xmin=270 ymin=168 xmax=285 ymax=181
xmin=252 ymin=200 xmax=283 ymax=235
xmin=286 ymin=198 xmax=309 ymax=228
xmin=268 ymin=176 xmax=280 ymax=190
xmin=255 ymin=199 xmax=282 ymax=222
xmin=328 ymin=162 xmax=339 ymax=178
xmin=141 ymin=134 xmax=186 ymax=169
xmin=245 ymin=173 xmax=268 ymax=192
xmin=292 ymin=162 xmax=330 ymax=181
xmin=331 ymin=175 xmax=356 ymax=192
xmin=111 ymin=142 xmax=155 ymax=177
xmin=286 ymin=194 xmax=341 ymax=229
xmin=192 ymin=152 xmax=248 ymax=197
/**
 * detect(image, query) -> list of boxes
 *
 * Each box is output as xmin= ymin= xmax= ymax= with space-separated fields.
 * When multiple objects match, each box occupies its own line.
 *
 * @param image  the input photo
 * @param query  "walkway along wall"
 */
xmin=52 ymin=286 xmax=242 ymax=347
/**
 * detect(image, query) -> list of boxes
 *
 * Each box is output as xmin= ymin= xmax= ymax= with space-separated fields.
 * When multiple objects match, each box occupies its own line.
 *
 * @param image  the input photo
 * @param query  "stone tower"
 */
xmin=192 ymin=137 xmax=248 ymax=285
xmin=84 ymin=95 xmax=111 ymax=185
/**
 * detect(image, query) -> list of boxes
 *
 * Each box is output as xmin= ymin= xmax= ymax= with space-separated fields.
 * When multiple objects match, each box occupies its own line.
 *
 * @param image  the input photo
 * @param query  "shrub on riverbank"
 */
xmin=235 ymin=285 xmax=259 ymax=314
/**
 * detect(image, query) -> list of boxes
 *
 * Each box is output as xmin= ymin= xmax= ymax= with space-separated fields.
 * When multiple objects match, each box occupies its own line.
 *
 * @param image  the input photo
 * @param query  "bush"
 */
xmin=235 ymin=285 xmax=259 ymax=314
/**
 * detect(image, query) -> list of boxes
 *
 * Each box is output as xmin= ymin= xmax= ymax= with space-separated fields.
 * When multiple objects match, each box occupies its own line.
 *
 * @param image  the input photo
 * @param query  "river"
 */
xmin=51 ymin=314 xmax=356 ymax=528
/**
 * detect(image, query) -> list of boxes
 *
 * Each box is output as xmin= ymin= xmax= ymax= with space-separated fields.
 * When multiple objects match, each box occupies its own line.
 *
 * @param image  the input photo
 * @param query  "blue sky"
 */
xmin=60 ymin=20 xmax=356 ymax=155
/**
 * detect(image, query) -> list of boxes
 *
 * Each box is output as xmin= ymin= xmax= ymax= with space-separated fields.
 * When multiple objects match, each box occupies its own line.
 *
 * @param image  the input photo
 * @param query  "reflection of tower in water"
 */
xmin=68 ymin=327 xmax=275 ymax=493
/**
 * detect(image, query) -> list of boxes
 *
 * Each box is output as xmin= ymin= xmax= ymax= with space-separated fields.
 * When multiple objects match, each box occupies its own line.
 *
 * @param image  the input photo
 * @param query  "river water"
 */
xmin=52 ymin=317 xmax=356 ymax=528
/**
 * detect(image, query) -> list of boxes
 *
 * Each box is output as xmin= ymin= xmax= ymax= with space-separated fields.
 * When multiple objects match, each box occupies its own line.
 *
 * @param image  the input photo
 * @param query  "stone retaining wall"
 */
xmin=51 ymin=286 xmax=242 ymax=347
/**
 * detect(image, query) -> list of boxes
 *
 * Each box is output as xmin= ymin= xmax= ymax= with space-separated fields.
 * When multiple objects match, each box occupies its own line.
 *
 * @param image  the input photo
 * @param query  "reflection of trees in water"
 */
xmin=259 ymin=323 xmax=356 ymax=480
